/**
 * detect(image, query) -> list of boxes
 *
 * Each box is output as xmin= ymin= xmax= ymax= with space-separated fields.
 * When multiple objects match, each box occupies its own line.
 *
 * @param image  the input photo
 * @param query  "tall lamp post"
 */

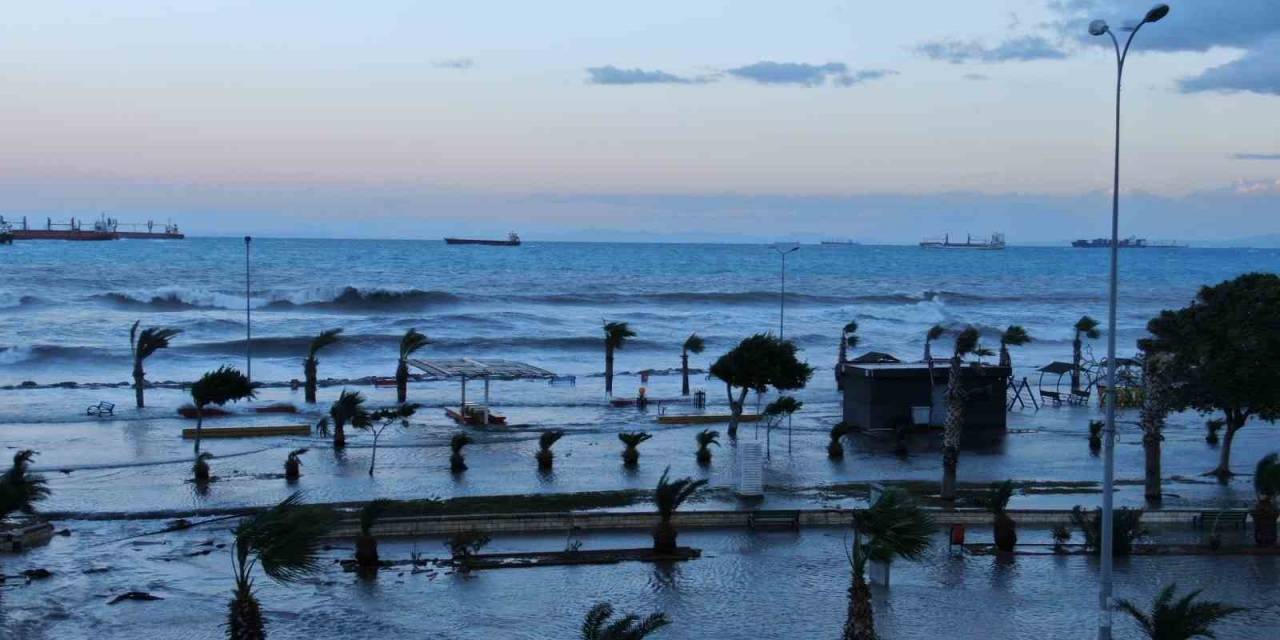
xmin=771 ymin=243 xmax=800 ymax=339
xmin=244 ymin=236 xmax=253 ymax=384
xmin=1088 ymin=5 xmax=1169 ymax=640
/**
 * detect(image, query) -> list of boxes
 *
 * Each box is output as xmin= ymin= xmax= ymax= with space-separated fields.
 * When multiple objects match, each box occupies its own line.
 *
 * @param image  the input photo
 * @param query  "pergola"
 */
xmin=408 ymin=358 xmax=556 ymax=425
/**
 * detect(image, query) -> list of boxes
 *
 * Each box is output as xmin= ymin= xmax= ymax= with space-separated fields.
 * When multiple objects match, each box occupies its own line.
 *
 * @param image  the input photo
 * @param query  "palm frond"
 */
xmin=854 ymin=489 xmax=935 ymax=564
xmin=843 ymin=320 xmax=859 ymax=335
xmin=399 ymin=328 xmax=429 ymax=360
xmin=1075 ymin=315 xmax=1101 ymax=340
xmin=538 ymin=430 xmax=565 ymax=451
xmin=581 ymin=602 xmax=669 ymax=640
xmin=307 ymin=328 xmax=343 ymax=358
xmin=696 ymin=429 xmax=720 ymax=449
xmin=682 ymin=333 xmax=705 ymax=355
xmin=287 ymin=448 xmax=308 ymax=461
xmin=234 ymin=492 xmax=336 ymax=584
xmin=450 ymin=432 xmax=473 ymax=454
xmin=1117 ymin=583 xmax=1244 ymax=640
xmin=926 ymin=324 xmax=946 ymax=342
xmin=191 ymin=366 xmax=256 ymax=407
xmin=618 ymin=432 xmax=652 ymax=448
xmin=953 ymin=326 xmax=980 ymax=357
xmin=1001 ymin=325 xmax=1032 ymax=347
xmin=763 ymin=395 xmax=802 ymax=417
xmin=135 ymin=326 xmax=182 ymax=361
xmin=978 ymin=480 xmax=1015 ymax=515
xmin=0 ymin=449 xmax=51 ymax=519
xmin=582 ymin=603 xmax=614 ymax=640
xmin=129 ymin=320 xmax=140 ymax=357
xmin=603 ymin=321 xmax=636 ymax=349
xmin=654 ymin=466 xmax=708 ymax=520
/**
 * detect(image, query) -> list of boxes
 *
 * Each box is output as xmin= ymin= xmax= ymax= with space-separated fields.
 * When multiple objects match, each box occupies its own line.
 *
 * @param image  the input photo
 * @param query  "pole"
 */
xmin=779 ymin=251 xmax=786 ymax=339
xmin=244 ymin=236 xmax=252 ymax=384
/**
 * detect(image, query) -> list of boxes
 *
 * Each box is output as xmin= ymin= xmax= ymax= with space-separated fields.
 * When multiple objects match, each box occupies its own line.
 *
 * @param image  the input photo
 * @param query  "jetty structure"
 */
xmin=0 ymin=214 xmax=183 ymax=241
xmin=919 ymin=232 xmax=1005 ymax=250
xmin=444 ymin=232 xmax=521 ymax=246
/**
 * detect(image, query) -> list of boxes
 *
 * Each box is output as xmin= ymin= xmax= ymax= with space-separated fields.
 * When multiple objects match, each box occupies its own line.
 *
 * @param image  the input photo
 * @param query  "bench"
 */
xmin=1040 ymin=390 xmax=1063 ymax=406
xmin=86 ymin=401 xmax=115 ymax=416
xmin=748 ymin=510 xmax=800 ymax=531
xmin=1194 ymin=510 xmax=1249 ymax=530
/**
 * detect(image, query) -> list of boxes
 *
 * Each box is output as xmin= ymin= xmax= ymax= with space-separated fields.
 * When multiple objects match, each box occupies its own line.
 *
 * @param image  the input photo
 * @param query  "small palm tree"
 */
xmin=130 ymin=321 xmax=182 ymax=408
xmin=361 ymin=404 xmax=418 ymax=476
xmin=581 ymin=602 xmax=670 ymax=640
xmin=450 ymin=432 xmax=473 ymax=473
xmin=283 ymin=448 xmax=307 ymax=481
xmin=828 ymin=423 xmax=853 ymax=460
xmin=536 ymin=430 xmax=565 ymax=472
xmin=980 ymin=480 xmax=1017 ymax=552
xmin=303 ymin=328 xmax=342 ymax=403
xmin=190 ymin=366 xmax=255 ymax=454
xmin=1116 ymin=583 xmax=1244 ymax=640
xmin=355 ymin=498 xmax=394 ymax=571
xmin=680 ymin=333 xmax=705 ymax=396
xmin=618 ymin=431 xmax=652 ymax=467
xmin=652 ymin=467 xmax=708 ymax=553
xmin=941 ymin=326 xmax=979 ymax=501
xmin=323 ymin=389 xmax=371 ymax=450
xmin=1089 ymin=419 xmax=1105 ymax=454
xmin=695 ymin=429 xmax=720 ymax=466
xmin=1072 ymin=315 xmax=1101 ymax=393
xmin=998 ymin=325 xmax=1031 ymax=369
xmin=1252 ymin=453 xmax=1280 ymax=547
xmin=603 ymin=321 xmax=636 ymax=396
xmin=762 ymin=396 xmax=802 ymax=457
xmin=395 ymin=328 xmax=429 ymax=404
xmin=1071 ymin=506 xmax=1146 ymax=556
xmin=839 ymin=321 xmax=860 ymax=364
xmin=0 ymin=450 xmax=50 ymax=522
xmin=844 ymin=489 xmax=935 ymax=640
xmin=193 ymin=451 xmax=214 ymax=483
xmin=227 ymin=493 xmax=334 ymax=639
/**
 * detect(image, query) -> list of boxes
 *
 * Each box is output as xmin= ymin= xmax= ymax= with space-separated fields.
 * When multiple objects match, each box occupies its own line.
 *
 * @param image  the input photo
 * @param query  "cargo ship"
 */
xmin=444 ymin=232 xmax=521 ymax=246
xmin=1071 ymin=237 xmax=1186 ymax=249
xmin=919 ymin=232 xmax=1005 ymax=250
xmin=0 ymin=215 xmax=184 ymax=241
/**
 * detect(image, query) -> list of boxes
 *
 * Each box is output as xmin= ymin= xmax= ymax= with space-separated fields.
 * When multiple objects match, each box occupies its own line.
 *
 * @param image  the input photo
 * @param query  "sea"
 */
xmin=2 ymin=238 xmax=1278 ymax=388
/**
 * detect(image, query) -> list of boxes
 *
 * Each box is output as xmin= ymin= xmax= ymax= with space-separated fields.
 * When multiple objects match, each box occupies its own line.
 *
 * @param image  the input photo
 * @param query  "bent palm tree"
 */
xmin=536 ymin=430 xmax=565 ymax=472
xmin=193 ymin=451 xmax=214 ymax=483
xmin=395 ymin=328 xmax=429 ymax=403
xmin=680 ymin=333 xmax=705 ymax=396
xmin=325 ymin=389 xmax=370 ymax=449
xmin=581 ymin=602 xmax=670 ymax=640
xmin=941 ymin=327 xmax=979 ymax=501
xmin=283 ymin=448 xmax=307 ymax=481
xmin=450 ymin=432 xmax=473 ymax=473
xmin=618 ymin=431 xmax=651 ymax=467
xmin=130 ymin=321 xmax=182 ymax=408
xmin=190 ymin=367 xmax=255 ymax=455
xmin=652 ymin=467 xmax=707 ymax=553
xmin=1116 ymin=583 xmax=1243 ymax=640
xmin=0 ymin=450 xmax=51 ymax=522
xmin=695 ymin=429 xmax=719 ymax=466
xmin=998 ymin=325 xmax=1031 ymax=369
xmin=303 ymin=328 xmax=342 ymax=403
xmin=1072 ymin=315 xmax=1101 ymax=393
xmin=227 ymin=493 xmax=335 ymax=640
xmin=1253 ymin=453 xmax=1280 ymax=547
xmin=844 ymin=489 xmax=934 ymax=640
xmin=981 ymin=480 xmax=1017 ymax=552
xmin=603 ymin=321 xmax=636 ymax=396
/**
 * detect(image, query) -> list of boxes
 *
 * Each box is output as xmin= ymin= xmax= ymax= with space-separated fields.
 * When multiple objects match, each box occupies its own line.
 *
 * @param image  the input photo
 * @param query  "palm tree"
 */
xmin=680 ymin=333 xmax=705 ymax=396
xmin=997 ymin=325 xmax=1031 ymax=369
xmin=941 ymin=326 xmax=979 ymax=501
xmin=303 ymin=328 xmax=342 ymax=403
xmin=193 ymin=451 xmax=214 ymax=483
xmin=1141 ymin=352 xmax=1174 ymax=504
xmin=1072 ymin=315 xmax=1101 ymax=393
xmin=762 ymin=395 xmax=802 ymax=457
xmin=536 ymin=430 xmax=565 ymax=472
xmin=395 ymin=328 xmax=429 ymax=404
xmin=695 ymin=429 xmax=719 ymax=466
xmin=322 ymin=389 xmax=371 ymax=450
xmin=355 ymin=498 xmax=394 ymax=572
xmin=450 ymin=432 xmax=473 ymax=473
xmin=581 ymin=602 xmax=670 ymax=640
xmin=1252 ymin=453 xmax=1280 ymax=547
xmin=1116 ymin=583 xmax=1244 ymax=640
xmin=839 ymin=321 xmax=860 ymax=364
xmin=603 ymin=321 xmax=636 ymax=396
xmin=924 ymin=324 xmax=946 ymax=424
xmin=844 ymin=489 xmax=935 ymax=640
xmin=652 ymin=467 xmax=708 ymax=553
xmin=227 ymin=493 xmax=334 ymax=640
xmin=618 ymin=432 xmax=652 ymax=467
xmin=1070 ymin=506 xmax=1146 ymax=556
xmin=283 ymin=448 xmax=307 ymax=481
xmin=981 ymin=480 xmax=1017 ymax=552
xmin=828 ymin=423 xmax=852 ymax=460
xmin=130 ymin=321 xmax=182 ymax=408
xmin=190 ymin=367 xmax=255 ymax=455
xmin=0 ymin=450 xmax=50 ymax=522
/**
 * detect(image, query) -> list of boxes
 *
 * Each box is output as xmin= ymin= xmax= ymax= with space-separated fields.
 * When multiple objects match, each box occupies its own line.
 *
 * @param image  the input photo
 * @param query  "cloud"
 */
xmin=585 ymin=65 xmax=701 ymax=85
xmin=1233 ymin=178 xmax=1280 ymax=194
xmin=433 ymin=58 xmax=474 ymax=69
xmin=725 ymin=61 xmax=894 ymax=87
xmin=1178 ymin=38 xmax=1280 ymax=95
xmin=1232 ymin=152 xmax=1280 ymax=160
xmin=962 ymin=73 xmax=990 ymax=81
xmin=916 ymin=36 xmax=1067 ymax=64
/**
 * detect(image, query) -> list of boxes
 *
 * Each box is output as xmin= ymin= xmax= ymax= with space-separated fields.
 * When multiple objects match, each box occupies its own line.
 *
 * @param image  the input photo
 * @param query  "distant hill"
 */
xmin=1206 ymin=233 xmax=1280 ymax=248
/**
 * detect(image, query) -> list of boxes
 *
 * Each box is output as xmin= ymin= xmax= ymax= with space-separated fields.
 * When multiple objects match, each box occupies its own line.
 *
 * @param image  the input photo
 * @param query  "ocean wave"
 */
xmin=90 ymin=286 xmax=460 ymax=313
xmin=0 ymin=294 xmax=45 ymax=309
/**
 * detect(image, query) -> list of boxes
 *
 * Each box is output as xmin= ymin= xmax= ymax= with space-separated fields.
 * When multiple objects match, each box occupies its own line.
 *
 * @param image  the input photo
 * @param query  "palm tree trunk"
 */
xmin=194 ymin=406 xmax=204 ymax=455
xmin=1071 ymin=336 xmax=1082 ymax=393
xmin=133 ymin=361 xmax=146 ymax=408
xmin=1211 ymin=414 xmax=1244 ymax=479
xmin=843 ymin=571 xmax=876 ymax=640
xmin=227 ymin=586 xmax=265 ymax=640
xmin=1143 ymin=432 xmax=1162 ymax=503
xmin=998 ymin=344 xmax=1011 ymax=369
xmin=396 ymin=360 xmax=409 ymax=404
xmin=941 ymin=357 xmax=964 ymax=501
xmin=304 ymin=358 xmax=318 ymax=403
xmin=333 ymin=417 xmax=346 ymax=449
xmin=605 ymin=347 xmax=614 ymax=396
xmin=681 ymin=352 xmax=690 ymax=396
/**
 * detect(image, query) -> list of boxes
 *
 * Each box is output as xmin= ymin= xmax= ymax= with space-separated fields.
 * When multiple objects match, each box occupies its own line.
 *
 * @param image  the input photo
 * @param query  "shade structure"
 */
xmin=408 ymin=358 xmax=557 ymax=426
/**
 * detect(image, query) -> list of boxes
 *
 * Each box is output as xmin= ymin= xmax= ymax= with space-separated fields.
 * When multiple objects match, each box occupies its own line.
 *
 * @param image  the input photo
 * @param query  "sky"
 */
xmin=1 ymin=0 xmax=1278 ymax=243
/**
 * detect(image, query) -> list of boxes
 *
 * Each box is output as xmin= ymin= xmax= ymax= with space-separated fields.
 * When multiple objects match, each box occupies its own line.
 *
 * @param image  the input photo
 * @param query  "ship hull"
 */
xmin=444 ymin=238 xmax=520 ymax=246
xmin=10 ymin=230 xmax=183 ymax=241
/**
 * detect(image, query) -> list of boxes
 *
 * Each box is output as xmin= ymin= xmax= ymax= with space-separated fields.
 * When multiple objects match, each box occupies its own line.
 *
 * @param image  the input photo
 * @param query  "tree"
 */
xmin=1253 ymin=453 xmax=1280 ymax=547
xmin=1140 ymin=274 xmax=1280 ymax=479
xmin=839 ymin=321 xmax=860 ymax=364
xmin=941 ymin=326 xmax=979 ymax=501
xmin=190 ymin=367 xmax=255 ymax=455
xmin=319 ymin=389 xmax=371 ymax=450
xmin=359 ymin=404 xmax=418 ymax=476
xmin=193 ymin=451 xmax=214 ymax=483
xmin=680 ymin=333 xmax=705 ymax=396
xmin=395 ymin=328 xmax=428 ymax=404
xmin=283 ymin=448 xmax=307 ymax=481
xmin=227 ymin=493 xmax=335 ymax=640
xmin=536 ymin=430 xmax=565 ymax=472
xmin=130 ymin=321 xmax=182 ymax=408
xmin=1116 ymin=583 xmax=1244 ymax=640
xmin=980 ymin=480 xmax=1017 ymax=552
xmin=0 ymin=450 xmax=50 ymax=522
xmin=581 ymin=603 xmax=670 ymax=640
xmin=603 ymin=321 xmax=636 ymax=397
xmin=1140 ymin=352 xmax=1175 ymax=503
xmin=303 ymin=328 xmax=342 ymax=403
xmin=355 ymin=498 xmax=394 ymax=572
xmin=762 ymin=395 xmax=802 ymax=458
xmin=998 ymin=325 xmax=1031 ymax=369
xmin=828 ymin=423 xmax=853 ymax=460
xmin=1072 ymin=315 xmax=1101 ymax=393
xmin=709 ymin=333 xmax=813 ymax=438
xmin=652 ymin=467 xmax=707 ymax=553
xmin=618 ymin=432 xmax=652 ymax=467
xmin=1070 ymin=506 xmax=1146 ymax=556
xmin=844 ymin=489 xmax=934 ymax=640
xmin=450 ymin=432 xmax=473 ymax=473
xmin=695 ymin=429 xmax=719 ymax=466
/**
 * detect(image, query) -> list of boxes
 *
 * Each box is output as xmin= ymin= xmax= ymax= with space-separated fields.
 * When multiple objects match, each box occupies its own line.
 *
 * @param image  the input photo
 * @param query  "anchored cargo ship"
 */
xmin=1071 ymin=236 xmax=1186 ymax=248
xmin=919 ymin=232 xmax=1005 ymax=250
xmin=444 ymin=232 xmax=521 ymax=246
xmin=0 ymin=215 xmax=184 ymax=241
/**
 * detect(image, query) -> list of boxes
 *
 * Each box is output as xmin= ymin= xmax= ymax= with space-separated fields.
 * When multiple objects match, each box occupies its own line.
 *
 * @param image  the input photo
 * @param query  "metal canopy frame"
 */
xmin=408 ymin=358 xmax=557 ymax=425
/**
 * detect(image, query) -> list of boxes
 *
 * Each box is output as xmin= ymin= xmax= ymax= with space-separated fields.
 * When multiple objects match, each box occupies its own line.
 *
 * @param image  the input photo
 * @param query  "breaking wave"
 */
xmin=91 ymin=286 xmax=460 ymax=312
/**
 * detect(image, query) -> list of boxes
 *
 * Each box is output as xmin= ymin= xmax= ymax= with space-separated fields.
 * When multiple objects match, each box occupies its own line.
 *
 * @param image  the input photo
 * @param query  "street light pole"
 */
xmin=771 ymin=243 xmax=800 ymax=339
xmin=1088 ymin=6 xmax=1169 ymax=640
xmin=244 ymin=236 xmax=252 ymax=384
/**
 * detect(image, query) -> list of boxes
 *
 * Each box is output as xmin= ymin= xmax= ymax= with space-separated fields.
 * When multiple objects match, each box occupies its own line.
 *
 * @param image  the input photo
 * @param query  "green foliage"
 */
xmin=654 ymin=466 xmax=708 ymax=522
xmin=445 ymin=529 xmax=491 ymax=560
xmin=695 ymin=429 xmax=720 ymax=451
xmin=618 ymin=432 xmax=652 ymax=450
xmin=233 ymin=493 xmax=336 ymax=586
xmin=329 ymin=389 xmax=372 ymax=430
xmin=1051 ymin=524 xmax=1072 ymax=545
xmin=369 ymin=402 xmax=419 ymax=425
xmin=1255 ymin=453 xmax=1280 ymax=500
xmin=581 ymin=602 xmax=670 ymax=640
xmin=0 ymin=450 xmax=50 ymax=521
xmin=710 ymin=333 xmax=814 ymax=394
xmin=843 ymin=321 xmax=860 ymax=349
xmin=130 ymin=321 xmax=182 ymax=362
xmin=682 ymin=333 xmax=705 ymax=355
xmin=450 ymin=432 xmax=474 ymax=454
xmin=191 ymin=366 xmax=255 ymax=408
xmin=1116 ymin=583 xmax=1244 ymax=640
xmin=1000 ymin=325 xmax=1032 ymax=347
xmin=307 ymin=328 xmax=343 ymax=359
xmin=978 ymin=480 xmax=1015 ymax=515
xmin=926 ymin=324 xmax=946 ymax=342
xmin=603 ymin=321 xmax=636 ymax=350
xmin=359 ymin=498 xmax=395 ymax=536
xmin=539 ymin=430 xmax=566 ymax=452
xmin=398 ymin=328 xmax=429 ymax=360
xmin=764 ymin=395 xmax=803 ymax=418
xmin=953 ymin=326 xmax=980 ymax=358
xmin=852 ymin=489 xmax=936 ymax=568
xmin=1070 ymin=506 xmax=1146 ymax=556
xmin=1075 ymin=315 xmax=1101 ymax=340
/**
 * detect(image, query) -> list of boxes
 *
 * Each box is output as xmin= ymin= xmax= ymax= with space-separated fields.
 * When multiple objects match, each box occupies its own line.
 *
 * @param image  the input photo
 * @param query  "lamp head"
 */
xmin=1144 ymin=4 xmax=1170 ymax=23
xmin=1088 ymin=19 xmax=1110 ymax=36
